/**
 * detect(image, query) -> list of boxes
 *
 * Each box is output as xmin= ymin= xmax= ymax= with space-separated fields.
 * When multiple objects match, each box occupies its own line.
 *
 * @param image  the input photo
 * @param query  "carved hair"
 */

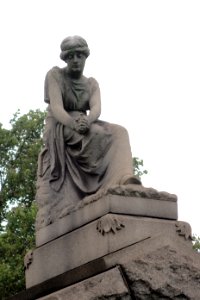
xmin=60 ymin=35 xmax=90 ymax=61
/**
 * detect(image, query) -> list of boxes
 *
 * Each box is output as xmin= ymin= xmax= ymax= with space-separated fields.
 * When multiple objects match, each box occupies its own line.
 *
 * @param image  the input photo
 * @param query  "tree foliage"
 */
xmin=0 ymin=109 xmax=148 ymax=298
xmin=133 ymin=157 xmax=148 ymax=179
xmin=193 ymin=235 xmax=200 ymax=252
xmin=0 ymin=204 xmax=37 ymax=298
xmin=0 ymin=110 xmax=45 ymax=228
xmin=0 ymin=110 xmax=45 ymax=299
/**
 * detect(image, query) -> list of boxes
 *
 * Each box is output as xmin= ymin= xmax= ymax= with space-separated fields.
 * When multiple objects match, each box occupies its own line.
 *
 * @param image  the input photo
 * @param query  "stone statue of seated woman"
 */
xmin=35 ymin=36 xmax=140 ymax=230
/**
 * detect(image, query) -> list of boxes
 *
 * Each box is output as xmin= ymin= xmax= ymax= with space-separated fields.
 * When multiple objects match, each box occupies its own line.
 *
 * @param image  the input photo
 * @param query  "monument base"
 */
xmin=26 ymin=189 xmax=178 ymax=288
xmin=9 ymin=189 xmax=200 ymax=299
xmin=11 ymin=233 xmax=200 ymax=299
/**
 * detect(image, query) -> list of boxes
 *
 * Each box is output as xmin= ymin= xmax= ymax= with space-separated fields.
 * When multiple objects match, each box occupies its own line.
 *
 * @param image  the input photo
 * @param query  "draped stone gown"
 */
xmin=36 ymin=67 xmax=134 ymax=230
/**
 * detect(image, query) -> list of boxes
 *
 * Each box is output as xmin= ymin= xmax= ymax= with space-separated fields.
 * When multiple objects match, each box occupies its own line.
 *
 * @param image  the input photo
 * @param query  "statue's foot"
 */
xmin=119 ymin=174 xmax=141 ymax=185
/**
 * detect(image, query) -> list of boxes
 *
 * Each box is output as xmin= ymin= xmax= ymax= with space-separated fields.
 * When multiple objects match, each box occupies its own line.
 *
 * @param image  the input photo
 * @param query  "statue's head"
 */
xmin=60 ymin=36 xmax=90 ymax=61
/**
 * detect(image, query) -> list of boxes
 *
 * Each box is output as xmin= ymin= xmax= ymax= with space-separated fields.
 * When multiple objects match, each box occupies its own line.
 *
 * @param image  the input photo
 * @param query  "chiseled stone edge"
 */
xmin=38 ymin=266 xmax=131 ymax=300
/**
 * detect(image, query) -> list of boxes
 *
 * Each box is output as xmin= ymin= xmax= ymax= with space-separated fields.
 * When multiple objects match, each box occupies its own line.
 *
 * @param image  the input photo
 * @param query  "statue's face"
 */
xmin=65 ymin=51 xmax=86 ymax=74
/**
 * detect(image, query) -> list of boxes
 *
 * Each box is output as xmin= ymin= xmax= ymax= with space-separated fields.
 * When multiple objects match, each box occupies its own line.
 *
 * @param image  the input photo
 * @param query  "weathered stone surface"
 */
xmin=26 ymin=214 xmax=185 ymax=288
xmin=36 ymin=191 xmax=177 ymax=247
xmin=124 ymin=247 xmax=200 ymax=299
xmin=122 ymin=242 xmax=200 ymax=299
xmin=102 ymin=235 xmax=200 ymax=300
xmin=108 ymin=183 xmax=177 ymax=201
xmin=37 ymin=267 xmax=131 ymax=300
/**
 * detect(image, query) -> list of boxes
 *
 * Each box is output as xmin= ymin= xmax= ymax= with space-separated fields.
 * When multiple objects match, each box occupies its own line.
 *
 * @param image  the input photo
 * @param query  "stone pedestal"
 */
xmin=26 ymin=187 xmax=178 ymax=288
xmin=27 ymin=214 xmax=182 ymax=288
xmin=10 ymin=186 xmax=200 ymax=299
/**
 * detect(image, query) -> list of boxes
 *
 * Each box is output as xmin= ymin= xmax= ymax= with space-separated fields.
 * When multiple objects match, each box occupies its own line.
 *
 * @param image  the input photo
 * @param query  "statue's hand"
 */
xmin=74 ymin=114 xmax=90 ymax=134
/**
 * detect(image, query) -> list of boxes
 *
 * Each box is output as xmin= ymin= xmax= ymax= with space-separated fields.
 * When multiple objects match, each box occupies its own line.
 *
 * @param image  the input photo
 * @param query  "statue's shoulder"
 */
xmin=46 ymin=66 xmax=63 ymax=82
xmin=88 ymin=76 xmax=99 ymax=85
xmin=87 ymin=77 xmax=100 ymax=92
xmin=44 ymin=67 xmax=64 ymax=103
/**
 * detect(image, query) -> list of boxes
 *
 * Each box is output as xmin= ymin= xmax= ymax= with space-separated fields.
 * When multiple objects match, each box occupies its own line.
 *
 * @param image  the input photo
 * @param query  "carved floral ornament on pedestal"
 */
xmin=96 ymin=215 xmax=125 ymax=235
xmin=175 ymin=221 xmax=192 ymax=241
xmin=24 ymin=250 xmax=33 ymax=270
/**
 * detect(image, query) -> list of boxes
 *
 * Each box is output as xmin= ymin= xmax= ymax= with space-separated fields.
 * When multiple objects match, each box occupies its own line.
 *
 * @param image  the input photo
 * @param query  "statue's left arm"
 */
xmin=87 ymin=78 xmax=101 ymax=124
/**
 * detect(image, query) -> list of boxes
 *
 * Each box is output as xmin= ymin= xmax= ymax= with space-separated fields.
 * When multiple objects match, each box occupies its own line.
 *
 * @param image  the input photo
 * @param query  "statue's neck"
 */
xmin=65 ymin=67 xmax=83 ymax=80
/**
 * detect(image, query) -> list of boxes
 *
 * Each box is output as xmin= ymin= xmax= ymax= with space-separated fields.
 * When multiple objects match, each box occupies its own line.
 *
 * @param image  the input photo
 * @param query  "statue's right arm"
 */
xmin=46 ymin=71 xmax=74 ymax=128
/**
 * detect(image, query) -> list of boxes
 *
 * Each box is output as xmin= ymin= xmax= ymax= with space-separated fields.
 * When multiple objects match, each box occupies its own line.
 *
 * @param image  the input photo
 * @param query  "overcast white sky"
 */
xmin=0 ymin=0 xmax=200 ymax=235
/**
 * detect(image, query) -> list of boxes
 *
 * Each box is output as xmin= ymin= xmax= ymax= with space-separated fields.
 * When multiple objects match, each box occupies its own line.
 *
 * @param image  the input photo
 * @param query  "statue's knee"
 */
xmin=90 ymin=124 xmax=104 ymax=137
xmin=110 ymin=124 xmax=128 ymax=137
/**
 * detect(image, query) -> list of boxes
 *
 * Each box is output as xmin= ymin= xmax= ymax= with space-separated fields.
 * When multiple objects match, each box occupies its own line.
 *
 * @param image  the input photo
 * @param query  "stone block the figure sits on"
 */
xmin=36 ymin=184 xmax=178 ymax=247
